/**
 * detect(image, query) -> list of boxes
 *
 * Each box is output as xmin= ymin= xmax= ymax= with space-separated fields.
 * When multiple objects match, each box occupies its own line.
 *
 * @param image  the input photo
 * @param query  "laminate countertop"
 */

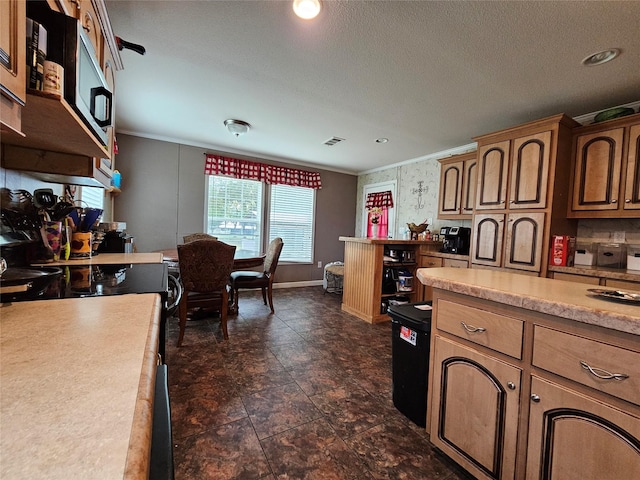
xmin=0 ymin=294 xmax=162 ymax=479
xmin=31 ymin=252 xmax=164 ymax=266
xmin=416 ymin=268 xmax=640 ymax=336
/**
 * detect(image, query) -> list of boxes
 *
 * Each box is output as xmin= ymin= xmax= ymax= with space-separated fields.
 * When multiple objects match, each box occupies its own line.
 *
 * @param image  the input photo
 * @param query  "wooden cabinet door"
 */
xmin=623 ymin=123 xmax=640 ymax=210
xmin=79 ymin=0 xmax=103 ymax=62
xmin=462 ymin=158 xmax=478 ymax=215
xmin=509 ymin=131 xmax=551 ymax=209
xmin=504 ymin=212 xmax=545 ymax=273
xmin=476 ymin=140 xmax=510 ymax=210
xmin=571 ymin=127 xmax=624 ymax=212
xmin=0 ymin=0 xmax=26 ymax=133
xmin=438 ymin=160 xmax=464 ymax=217
xmin=526 ymin=376 xmax=640 ymax=480
xmin=431 ymin=336 xmax=521 ymax=480
xmin=471 ymin=213 xmax=504 ymax=267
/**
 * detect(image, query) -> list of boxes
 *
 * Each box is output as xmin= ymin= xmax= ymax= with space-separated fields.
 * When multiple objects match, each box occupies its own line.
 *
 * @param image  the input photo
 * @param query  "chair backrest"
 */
xmin=183 ymin=233 xmax=218 ymax=243
xmin=264 ymin=237 xmax=284 ymax=275
xmin=177 ymin=239 xmax=236 ymax=292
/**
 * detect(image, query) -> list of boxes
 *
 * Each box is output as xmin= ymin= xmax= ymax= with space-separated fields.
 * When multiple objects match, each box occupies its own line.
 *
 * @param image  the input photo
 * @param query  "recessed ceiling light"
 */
xmin=376 ymin=138 xmax=389 ymax=144
xmin=293 ymin=0 xmax=321 ymax=20
xmin=582 ymin=48 xmax=621 ymax=66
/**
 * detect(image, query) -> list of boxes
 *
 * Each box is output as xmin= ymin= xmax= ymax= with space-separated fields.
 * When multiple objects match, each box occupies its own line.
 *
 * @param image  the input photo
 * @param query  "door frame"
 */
xmin=362 ymin=180 xmax=397 ymax=238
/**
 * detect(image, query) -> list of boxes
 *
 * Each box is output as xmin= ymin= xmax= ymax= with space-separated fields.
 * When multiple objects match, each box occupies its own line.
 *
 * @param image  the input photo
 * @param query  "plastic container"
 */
xmin=627 ymin=245 xmax=640 ymax=271
xmin=574 ymin=242 xmax=596 ymax=266
xmin=597 ymin=243 xmax=627 ymax=269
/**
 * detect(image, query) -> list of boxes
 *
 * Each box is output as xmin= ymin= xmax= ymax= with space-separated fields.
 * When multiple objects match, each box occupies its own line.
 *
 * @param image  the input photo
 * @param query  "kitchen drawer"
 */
xmin=421 ymin=255 xmax=443 ymax=268
xmin=532 ymin=325 xmax=640 ymax=406
xmin=552 ymin=272 xmax=600 ymax=285
xmin=436 ymin=299 xmax=524 ymax=359
xmin=604 ymin=278 xmax=640 ymax=292
xmin=442 ymin=258 xmax=468 ymax=268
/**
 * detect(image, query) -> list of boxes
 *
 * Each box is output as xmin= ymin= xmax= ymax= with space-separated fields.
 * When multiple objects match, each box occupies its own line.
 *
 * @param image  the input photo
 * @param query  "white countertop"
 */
xmin=0 ymin=294 xmax=161 ymax=479
xmin=416 ymin=268 xmax=640 ymax=336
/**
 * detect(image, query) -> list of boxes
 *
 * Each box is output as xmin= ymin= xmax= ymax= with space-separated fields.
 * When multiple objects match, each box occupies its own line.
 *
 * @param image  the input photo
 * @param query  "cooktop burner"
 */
xmin=0 ymin=263 xmax=168 ymax=303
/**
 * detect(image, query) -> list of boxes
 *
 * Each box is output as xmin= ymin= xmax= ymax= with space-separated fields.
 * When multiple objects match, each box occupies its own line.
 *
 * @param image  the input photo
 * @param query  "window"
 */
xmin=206 ymin=176 xmax=315 ymax=262
xmin=79 ymin=186 xmax=104 ymax=210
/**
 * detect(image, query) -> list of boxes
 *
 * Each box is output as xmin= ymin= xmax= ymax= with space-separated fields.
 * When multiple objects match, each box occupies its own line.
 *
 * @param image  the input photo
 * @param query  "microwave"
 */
xmin=27 ymin=3 xmax=113 ymax=146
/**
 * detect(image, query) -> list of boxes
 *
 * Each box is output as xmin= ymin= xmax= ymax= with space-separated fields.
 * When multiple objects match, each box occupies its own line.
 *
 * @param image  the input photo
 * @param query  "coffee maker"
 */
xmin=440 ymin=226 xmax=471 ymax=255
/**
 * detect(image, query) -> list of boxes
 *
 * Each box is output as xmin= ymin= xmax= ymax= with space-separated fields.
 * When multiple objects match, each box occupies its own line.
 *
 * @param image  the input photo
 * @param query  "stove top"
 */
xmin=1 ymin=263 xmax=168 ymax=303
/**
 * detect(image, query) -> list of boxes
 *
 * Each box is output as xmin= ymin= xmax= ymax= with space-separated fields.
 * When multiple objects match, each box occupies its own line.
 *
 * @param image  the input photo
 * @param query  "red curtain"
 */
xmin=204 ymin=154 xmax=322 ymax=189
xmin=367 ymin=208 xmax=389 ymax=237
xmin=365 ymin=191 xmax=394 ymax=209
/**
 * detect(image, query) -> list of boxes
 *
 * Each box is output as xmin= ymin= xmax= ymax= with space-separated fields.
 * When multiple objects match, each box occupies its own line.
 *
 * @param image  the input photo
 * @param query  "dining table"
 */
xmin=155 ymin=248 xmax=266 ymax=314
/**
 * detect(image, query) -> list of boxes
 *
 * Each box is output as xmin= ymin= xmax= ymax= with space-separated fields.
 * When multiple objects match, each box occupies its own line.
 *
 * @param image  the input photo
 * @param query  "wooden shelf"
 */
xmin=1 ymin=90 xmax=109 ymax=159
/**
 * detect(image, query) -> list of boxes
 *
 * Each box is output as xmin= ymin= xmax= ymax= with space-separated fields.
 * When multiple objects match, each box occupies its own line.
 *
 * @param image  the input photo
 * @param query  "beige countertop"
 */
xmin=31 ymin=252 xmax=164 ymax=266
xmin=339 ymin=236 xmax=441 ymax=246
xmin=416 ymin=268 xmax=640 ymax=336
xmin=0 ymin=294 xmax=161 ymax=479
xmin=549 ymin=264 xmax=640 ymax=282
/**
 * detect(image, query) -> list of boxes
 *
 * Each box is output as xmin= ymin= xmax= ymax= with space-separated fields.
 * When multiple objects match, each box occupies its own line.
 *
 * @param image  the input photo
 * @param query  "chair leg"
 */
xmin=231 ymin=287 xmax=239 ymax=313
xmin=177 ymin=295 xmax=188 ymax=347
xmin=261 ymin=286 xmax=267 ymax=305
xmin=266 ymin=284 xmax=274 ymax=313
xmin=221 ymin=290 xmax=229 ymax=340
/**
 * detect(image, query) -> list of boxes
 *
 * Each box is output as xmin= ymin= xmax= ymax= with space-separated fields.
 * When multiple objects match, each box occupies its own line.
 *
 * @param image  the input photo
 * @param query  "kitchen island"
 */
xmin=0 ymin=294 xmax=162 ymax=479
xmin=31 ymin=252 xmax=164 ymax=266
xmin=416 ymin=268 xmax=639 ymax=480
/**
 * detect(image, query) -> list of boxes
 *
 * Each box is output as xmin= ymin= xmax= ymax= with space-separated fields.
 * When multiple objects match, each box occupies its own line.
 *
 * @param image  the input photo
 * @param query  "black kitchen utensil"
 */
xmin=33 ymin=189 xmax=57 ymax=210
xmin=50 ymin=200 xmax=75 ymax=221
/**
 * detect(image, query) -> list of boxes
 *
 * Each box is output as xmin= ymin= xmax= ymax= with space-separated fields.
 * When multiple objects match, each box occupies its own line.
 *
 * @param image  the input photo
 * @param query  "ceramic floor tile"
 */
xmin=174 ymin=417 xmax=271 ymax=480
xmin=167 ymin=286 xmax=471 ymax=479
xmin=261 ymin=418 xmax=374 ymax=480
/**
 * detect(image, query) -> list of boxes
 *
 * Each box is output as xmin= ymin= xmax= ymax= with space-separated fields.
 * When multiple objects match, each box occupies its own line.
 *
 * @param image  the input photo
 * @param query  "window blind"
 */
xmin=269 ymin=184 xmax=314 ymax=263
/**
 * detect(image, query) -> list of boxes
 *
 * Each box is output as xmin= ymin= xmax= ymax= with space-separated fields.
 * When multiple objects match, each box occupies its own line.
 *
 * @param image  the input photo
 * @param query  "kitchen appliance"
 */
xmin=27 ymin=3 xmax=112 ymax=146
xmin=98 ymin=230 xmax=135 ymax=253
xmin=440 ymin=226 xmax=471 ymax=255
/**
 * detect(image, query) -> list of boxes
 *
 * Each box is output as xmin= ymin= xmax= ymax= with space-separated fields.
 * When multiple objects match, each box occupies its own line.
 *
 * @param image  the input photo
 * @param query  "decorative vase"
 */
xmin=371 ymin=223 xmax=379 ymax=238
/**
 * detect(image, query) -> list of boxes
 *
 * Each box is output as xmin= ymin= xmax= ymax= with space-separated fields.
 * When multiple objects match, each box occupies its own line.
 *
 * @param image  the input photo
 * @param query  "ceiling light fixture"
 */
xmin=582 ymin=48 xmax=621 ymax=66
xmin=224 ymin=119 xmax=251 ymax=137
xmin=293 ymin=0 xmax=321 ymax=20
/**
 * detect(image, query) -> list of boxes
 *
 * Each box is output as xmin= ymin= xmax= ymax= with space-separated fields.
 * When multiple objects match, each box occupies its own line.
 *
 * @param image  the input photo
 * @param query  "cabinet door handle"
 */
xmin=460 ymin=321 xmax=486 ymax=333
xmin=507 ymin=381 xmax=516 ymax=390
xmin=580 ymin=360 xmax=629 ymax=381
xmin=531 ymin=394 xmax=541 ymax=403
xmin=625 ymin=199 xmax=631 ymax=203
xmin=611 ymin=199 xmax=618 ymax=204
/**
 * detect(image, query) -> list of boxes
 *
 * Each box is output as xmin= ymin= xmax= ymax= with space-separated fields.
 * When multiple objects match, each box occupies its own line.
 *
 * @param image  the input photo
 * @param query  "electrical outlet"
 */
xmin=317 ymin=261 xmax=322 ymax=268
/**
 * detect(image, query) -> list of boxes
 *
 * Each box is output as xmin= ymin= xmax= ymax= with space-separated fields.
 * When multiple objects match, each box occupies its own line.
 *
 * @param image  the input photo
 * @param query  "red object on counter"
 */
xmin=550 ymin=235 xmax=576 ymax=266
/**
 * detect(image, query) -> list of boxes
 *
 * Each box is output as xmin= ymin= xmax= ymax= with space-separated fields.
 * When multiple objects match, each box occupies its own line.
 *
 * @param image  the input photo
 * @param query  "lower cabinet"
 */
xmin=419 ymin=255 xmax=443 ymax=301
xmin=430 ymin=336 xmax=521 ymax=480
xmin=526 ymin=376 xmax=640 ymax=480
xmin=428 ymin=289 xmax=640 ymax=480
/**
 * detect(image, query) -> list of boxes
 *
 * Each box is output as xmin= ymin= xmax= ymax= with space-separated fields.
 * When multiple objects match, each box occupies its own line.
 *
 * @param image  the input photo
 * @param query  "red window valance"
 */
xmin=365 ymin=191 xmax=394 ymax=209
xmin=204 ymin=154 xmax=322 ymax=189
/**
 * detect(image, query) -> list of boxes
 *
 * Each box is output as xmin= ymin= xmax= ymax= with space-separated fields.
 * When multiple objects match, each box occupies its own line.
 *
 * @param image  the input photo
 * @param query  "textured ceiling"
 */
xmin=106 ymin=0 xmax=640 ymax=174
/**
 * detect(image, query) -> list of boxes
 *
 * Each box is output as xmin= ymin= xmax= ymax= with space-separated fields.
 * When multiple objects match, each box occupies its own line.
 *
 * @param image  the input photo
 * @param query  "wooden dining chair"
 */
xmin=183 ymin=233 xmax=218 ymax=243
xmin=176 ymin=239 xmax=236 ymax=346
xmin=230 ymin=237 xmax=283 ymax=313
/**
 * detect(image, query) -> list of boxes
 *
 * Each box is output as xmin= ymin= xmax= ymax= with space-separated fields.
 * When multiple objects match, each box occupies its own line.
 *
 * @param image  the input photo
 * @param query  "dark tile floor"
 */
xmin=165 ymin=286 xmax=472 ymax=480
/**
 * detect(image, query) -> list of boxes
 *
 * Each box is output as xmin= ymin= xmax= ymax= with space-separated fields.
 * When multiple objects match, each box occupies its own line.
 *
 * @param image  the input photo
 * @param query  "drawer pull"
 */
xmin=460 ymin=321 xmax=486 ymax=333
xmin=580 ymin=360 xmax=629 ymax=381
xmin=531 ymin=394 xmax=540 ymax=403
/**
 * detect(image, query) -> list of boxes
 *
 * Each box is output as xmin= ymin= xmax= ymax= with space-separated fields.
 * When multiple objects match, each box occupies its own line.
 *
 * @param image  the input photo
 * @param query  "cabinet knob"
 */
xmin=507 ymin=381 xmax=516 ymax=390
xmin=625 ymin=199 xmax=631 ymax=203
xmin=611 ymin=199 xmax=618 ymax=204
xmin=509 ymin=200 xmax=514 ymax=204
xmin=531 ymin=394 xmax=541 ymax=403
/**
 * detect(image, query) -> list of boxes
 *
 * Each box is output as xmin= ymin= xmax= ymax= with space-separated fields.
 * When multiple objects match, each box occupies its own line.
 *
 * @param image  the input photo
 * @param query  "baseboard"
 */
xmin=273 ymin=280 xmax=324 ymax=289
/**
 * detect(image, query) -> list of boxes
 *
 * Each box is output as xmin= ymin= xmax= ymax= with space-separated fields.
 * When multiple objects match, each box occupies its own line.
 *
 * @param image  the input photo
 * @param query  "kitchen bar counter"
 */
xmin=548 ymin=264 xmax=640 ymax=282
xmin=416 ymin=267 xmax=640 ymax=335
xmin=32 ymin=252 xmax=164 ymax=266
xmin=0 ymin=294 xmax=162 ymax=479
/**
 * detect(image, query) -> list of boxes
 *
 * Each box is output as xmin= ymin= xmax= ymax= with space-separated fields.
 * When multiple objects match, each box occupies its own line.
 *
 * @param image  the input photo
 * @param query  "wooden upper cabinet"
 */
xmin=471 ymin=213 xmax=504 ymax=268
xmin=437 ymin=151 xmax=477 ymax=219
xmin=0 ymin=0 xmax=26 ymax=134
xmin=476 ymin=140 xmax=510 ymax=210
xmin=79 ymin=0 xmax=103 ymax=62
xmin=503 ymin=212 xmax=545 ymax=272
xmin=568 ymin=114 xmax=640 ymax=218
xmin=571 ymin=127 xmax=624 ymax=212
xmin=509 ymin=131 xmax=551 ymax=209
xmin=623 ymin=123 xmax=640 ymax=210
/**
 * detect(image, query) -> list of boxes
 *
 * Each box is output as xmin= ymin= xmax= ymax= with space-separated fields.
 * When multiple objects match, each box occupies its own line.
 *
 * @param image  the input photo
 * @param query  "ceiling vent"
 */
xmin=323 ymin=136 xmax=345 ymax=146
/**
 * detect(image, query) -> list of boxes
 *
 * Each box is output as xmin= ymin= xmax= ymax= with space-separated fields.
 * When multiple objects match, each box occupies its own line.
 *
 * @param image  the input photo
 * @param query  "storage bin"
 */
xmin=597 ymin=243 xmax=627 ymax=269
xmin=574 ymin=242 xmax=596 ymax=266
xmin=627 ymin=245 xmax=640 ymax=271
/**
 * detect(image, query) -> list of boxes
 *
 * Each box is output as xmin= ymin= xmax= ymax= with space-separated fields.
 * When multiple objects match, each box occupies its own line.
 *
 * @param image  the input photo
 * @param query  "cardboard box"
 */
xmin=550 ymin=235 xmax=576 ymax=266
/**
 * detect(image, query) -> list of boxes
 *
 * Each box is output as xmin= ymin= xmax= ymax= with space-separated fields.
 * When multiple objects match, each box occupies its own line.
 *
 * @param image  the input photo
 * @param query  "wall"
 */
xmin=113 ymin=134 xmax=357 ymax=283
